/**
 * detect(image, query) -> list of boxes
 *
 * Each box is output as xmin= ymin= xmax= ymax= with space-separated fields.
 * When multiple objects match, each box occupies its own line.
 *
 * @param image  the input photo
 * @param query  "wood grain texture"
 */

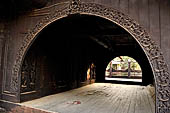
xmin=119 ymin=0 xmax=129 ymax=14
xmin=160 ymin=0 xmax=170 ymax=69
xmin=138 ymin=0 xmax=149 ymax=31
xmin=82 ymin=0 xmax=95 ymax=3
xmin=110 ymin=0 xmax=120 ymax=9
xmin=92 ymin=0 xmax=119 ymax=9
xmin=129 ymin=0 xmax=139 ymax=22
xmin=148 ymin=0 xmax=160 ymax=45
xmin=21 ymin=83 xmax=155 ymax=113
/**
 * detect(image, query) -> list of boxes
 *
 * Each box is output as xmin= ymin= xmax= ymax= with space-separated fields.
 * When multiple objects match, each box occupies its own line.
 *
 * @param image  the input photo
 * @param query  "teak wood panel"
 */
xmin=160 ymin=0 xmax=170 ymax=69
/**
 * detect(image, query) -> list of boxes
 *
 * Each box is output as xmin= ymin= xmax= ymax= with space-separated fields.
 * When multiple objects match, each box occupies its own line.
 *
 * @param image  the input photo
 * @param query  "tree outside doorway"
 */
xmin=105 ymin=56 xmax=142 ymax=80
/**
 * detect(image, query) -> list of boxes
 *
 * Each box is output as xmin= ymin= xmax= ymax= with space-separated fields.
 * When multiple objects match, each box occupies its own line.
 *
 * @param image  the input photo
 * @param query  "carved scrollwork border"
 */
xmin=11 ymin=0 xmax=170 ymax=112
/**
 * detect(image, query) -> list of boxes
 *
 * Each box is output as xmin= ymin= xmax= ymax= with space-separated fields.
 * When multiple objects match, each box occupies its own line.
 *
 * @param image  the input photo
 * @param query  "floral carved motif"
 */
xmin=11 ymin=0 xmax=170 ymax=112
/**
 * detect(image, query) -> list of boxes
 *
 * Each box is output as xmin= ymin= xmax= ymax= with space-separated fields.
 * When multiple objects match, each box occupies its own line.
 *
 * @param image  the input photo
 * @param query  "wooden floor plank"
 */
xmin=84 ymin=84 xmax=119 ymax=113
xmin=144 ymin=88 xmax=155 ymax=113
xmin=122 ymin=86 xmax=135 ymax=113
xmin=127 ymin=86 xmax=137 ymax=113
xmin=135 ymin=87 xmax=144 ymax=113
xmin=21 ymin=83 xmax=155 ymax=113
xmin=109 ymin=85 xmax=127 ymax=113
xmin=139 ymin=87 xmax=148 ymax=113
xmin=114 ymin=85 xmax=133 ymax=113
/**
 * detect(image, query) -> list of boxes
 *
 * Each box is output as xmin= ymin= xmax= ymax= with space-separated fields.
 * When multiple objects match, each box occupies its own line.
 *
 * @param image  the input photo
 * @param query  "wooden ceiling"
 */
xmin=42 ymin=14 xmax=139 ymax=53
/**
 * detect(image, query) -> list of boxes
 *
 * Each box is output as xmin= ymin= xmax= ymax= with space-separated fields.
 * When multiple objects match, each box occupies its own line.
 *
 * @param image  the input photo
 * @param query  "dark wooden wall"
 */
xmin=0 ymin=0 xmax=170 ymax=102
xmin=0 ymin=22 xmax=5 ymax=97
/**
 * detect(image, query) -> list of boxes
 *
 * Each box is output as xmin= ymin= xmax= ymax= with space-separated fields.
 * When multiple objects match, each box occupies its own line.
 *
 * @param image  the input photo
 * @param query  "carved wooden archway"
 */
xmin=11 ymin=0 xmax=170 ymax=112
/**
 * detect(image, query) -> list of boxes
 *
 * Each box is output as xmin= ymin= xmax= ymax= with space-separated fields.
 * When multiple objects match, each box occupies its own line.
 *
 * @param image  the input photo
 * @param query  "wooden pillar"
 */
xmin=128 ymin=59 xmax=131 ymax=77
xmin=109 ymin=62 xmax=112 ymax=78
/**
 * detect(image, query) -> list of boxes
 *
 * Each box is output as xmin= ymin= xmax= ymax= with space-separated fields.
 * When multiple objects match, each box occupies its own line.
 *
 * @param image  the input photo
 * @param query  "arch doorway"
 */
xmin=105 ymin=56 xmax=143 ymax=83
xmin=20 ymin=14 xmax=155 ymax=113
xmin=11 ymin=1 xmax=169 ymax=112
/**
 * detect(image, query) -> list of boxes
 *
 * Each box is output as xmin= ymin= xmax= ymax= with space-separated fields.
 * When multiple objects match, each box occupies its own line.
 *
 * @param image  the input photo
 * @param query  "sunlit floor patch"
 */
xmin=21 ymin=83 xmax=155 ymax=113
xmin=105 ymin=77 xmax=142 ymax=83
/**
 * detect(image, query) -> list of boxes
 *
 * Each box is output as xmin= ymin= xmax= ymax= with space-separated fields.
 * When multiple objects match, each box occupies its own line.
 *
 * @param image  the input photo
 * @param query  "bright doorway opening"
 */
xmin=105 ymin=56 xmax=142 ymax=83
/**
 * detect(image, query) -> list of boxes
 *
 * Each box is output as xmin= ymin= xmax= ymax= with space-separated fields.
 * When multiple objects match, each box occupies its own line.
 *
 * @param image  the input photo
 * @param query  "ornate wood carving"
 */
xmin=21 ymin=52 xmax=36 ymax=93
xmin=11 ymin=0 xmax=170 ymax=112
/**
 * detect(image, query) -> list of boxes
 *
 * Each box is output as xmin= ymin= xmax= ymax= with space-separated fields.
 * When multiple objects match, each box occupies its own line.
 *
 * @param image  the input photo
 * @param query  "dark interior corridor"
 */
xmin=21 ymin=14 xmax=154 ymax=102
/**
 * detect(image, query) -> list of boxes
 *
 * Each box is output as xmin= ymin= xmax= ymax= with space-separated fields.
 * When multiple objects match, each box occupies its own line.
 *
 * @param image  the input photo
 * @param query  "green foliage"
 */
xmin=106 ymin=56 xmax=141 ymax=71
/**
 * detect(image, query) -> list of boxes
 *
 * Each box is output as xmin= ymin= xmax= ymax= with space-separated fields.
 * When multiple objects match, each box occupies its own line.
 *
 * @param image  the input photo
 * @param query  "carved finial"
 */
xmin=69 ymin=0 xmax=81 ymax=13
xmin=71 ymin=0 xmax=81 ymax=4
